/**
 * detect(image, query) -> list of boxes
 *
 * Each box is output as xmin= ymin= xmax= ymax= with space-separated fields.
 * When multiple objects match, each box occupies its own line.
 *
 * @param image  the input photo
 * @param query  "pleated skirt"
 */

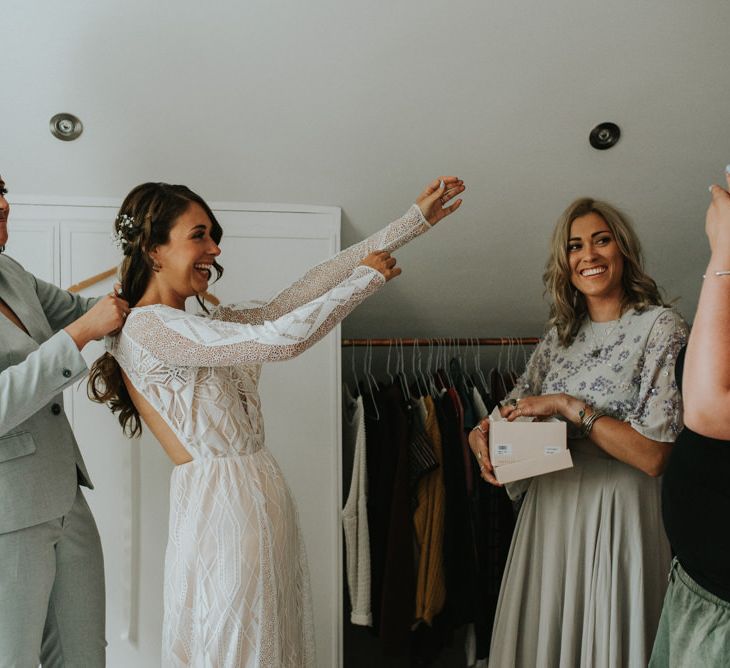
xmin=488 ymin=439 xmax=670 ymax=668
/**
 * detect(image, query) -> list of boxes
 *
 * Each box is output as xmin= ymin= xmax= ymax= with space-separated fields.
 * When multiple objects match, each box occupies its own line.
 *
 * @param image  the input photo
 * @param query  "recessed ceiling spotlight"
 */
xmin=589 ymin=122 xmax=620 ymax=150
xmin=50 ymin=113 xmax=83 ymax=141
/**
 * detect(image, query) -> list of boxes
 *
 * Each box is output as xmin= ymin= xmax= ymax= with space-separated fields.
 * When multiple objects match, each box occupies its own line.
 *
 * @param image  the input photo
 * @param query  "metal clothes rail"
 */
xmin=341 ymin=337 xmax=540 ymax=347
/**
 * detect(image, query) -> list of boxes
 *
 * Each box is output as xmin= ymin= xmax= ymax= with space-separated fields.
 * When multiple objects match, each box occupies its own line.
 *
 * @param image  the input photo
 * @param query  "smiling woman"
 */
xmin=568 ymin=212 xmax=625 ymax=303
xmin=87 ymin=177 xmax=465 ymax=667
xmin=544 ymin=197 xmax=672 ymax=345
xmin=468 ymin=197 xmax=688 ymax=667
xmin=145 ymin=203 xmax=222 ymax=309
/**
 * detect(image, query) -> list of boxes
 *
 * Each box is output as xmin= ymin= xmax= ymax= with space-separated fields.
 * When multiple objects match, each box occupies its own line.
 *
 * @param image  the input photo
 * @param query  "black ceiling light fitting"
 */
xmin=589 ymin=122 xmax=620 ymax=150
xmin=50 ymin=113 xmax=83 ymax=141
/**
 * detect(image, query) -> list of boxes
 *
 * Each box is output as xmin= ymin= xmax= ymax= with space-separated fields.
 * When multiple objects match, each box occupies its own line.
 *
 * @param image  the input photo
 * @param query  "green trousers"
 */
xmin=650 ymin=557 xmax=730 ymax=668
xmin=0 ymin=487 xmax=106 ymax=667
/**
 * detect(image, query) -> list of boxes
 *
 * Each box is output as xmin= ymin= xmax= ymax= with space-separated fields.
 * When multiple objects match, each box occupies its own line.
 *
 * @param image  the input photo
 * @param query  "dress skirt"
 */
xmin=162 ymin=450 xmax=316 ymax=668
xmin=488 ymin=439 xmax=671 ymax=668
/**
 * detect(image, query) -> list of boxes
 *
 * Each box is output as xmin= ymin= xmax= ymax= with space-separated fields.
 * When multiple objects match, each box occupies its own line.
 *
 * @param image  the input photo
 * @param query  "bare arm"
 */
xmin=683 ymin=171 xmax=730 ymax=438
xmin=561 ymin=396 xmax=671 ymax=476
xmin=497 ymin=394 xmax=671 ymax=477
xmin=587 ymin=414 xmax=672 ymax=476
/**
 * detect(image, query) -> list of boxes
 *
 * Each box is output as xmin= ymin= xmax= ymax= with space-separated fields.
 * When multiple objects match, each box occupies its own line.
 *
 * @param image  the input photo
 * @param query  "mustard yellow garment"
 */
xmin=413 ymin=395 xmax=446 ymax=625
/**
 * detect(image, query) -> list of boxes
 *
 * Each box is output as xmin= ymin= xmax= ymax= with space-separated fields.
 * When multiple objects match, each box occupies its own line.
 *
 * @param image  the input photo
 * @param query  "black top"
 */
xmin=662 ymin=346 xmax=730 ymax=602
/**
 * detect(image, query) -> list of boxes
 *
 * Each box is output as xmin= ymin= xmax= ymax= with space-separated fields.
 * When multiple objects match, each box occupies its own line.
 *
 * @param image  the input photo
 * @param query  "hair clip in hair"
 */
xmin=111 ymin=213 xmax=136 ymax=252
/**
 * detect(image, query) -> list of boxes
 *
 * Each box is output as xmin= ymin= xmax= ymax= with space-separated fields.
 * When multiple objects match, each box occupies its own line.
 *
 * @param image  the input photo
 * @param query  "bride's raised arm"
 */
xmin=212 ymin=177 xmax=464 ymax=325
xmin=113 ymin=262 xmax=386 ymax=367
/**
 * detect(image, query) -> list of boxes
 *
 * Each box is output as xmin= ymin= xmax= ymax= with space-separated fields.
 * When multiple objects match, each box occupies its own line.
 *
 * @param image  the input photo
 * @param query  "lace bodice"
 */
xmin=108 ymin=205 xmax=430 ymax=459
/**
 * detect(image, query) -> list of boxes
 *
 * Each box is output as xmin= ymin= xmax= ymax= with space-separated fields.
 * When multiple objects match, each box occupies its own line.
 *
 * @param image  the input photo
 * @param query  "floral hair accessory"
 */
xmin=111 ymin=214 xmax=136 ymax=253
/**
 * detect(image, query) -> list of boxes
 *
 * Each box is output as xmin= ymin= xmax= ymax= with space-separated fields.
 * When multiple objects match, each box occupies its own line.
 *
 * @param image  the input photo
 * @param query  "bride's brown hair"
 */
xmin=88 ymin=182 xmax=224 ymax=436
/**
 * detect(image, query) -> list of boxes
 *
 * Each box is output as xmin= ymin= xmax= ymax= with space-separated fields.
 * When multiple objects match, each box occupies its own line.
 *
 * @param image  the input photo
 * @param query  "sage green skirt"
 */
xmin=488 ymin=440 xmax=671 ymax=668
xmin=649 ymin=558 xmax=730 ymax=668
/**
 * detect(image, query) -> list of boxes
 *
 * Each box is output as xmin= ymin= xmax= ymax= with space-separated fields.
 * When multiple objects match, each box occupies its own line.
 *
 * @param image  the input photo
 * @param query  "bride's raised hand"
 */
xmin=416 ymin=176 xmax=465 ymax=226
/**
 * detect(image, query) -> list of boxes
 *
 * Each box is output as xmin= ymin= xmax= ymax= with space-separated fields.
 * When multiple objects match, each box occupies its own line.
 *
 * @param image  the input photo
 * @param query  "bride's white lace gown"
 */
xmin=107 ymin=205 xmax=430 ymax=667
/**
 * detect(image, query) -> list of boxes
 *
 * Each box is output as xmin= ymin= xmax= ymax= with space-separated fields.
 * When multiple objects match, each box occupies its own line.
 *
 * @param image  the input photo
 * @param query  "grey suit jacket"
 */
xmin=0 ymin=254 xmax=98 ymax=534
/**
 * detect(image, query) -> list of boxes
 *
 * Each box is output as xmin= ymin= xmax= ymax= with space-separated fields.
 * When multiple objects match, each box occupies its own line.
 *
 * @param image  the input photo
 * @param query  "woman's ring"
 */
xmin=476 ymin=452 xmax=482 ymax=460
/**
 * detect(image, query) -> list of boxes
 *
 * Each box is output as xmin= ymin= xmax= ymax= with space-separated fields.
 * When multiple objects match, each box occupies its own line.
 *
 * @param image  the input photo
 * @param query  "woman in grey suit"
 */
xmin=0 ymin=174 xmax=129 ymax=667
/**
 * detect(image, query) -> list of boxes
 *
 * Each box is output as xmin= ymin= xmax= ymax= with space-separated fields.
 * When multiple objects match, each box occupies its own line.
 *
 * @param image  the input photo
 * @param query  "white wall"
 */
xmin=4 ymin=1 xmax=730 ymax=332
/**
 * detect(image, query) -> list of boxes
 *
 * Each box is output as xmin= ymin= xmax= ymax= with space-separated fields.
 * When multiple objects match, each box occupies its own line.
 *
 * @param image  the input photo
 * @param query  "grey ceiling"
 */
xmin=4 ymin=0 xmax=729 ymax=337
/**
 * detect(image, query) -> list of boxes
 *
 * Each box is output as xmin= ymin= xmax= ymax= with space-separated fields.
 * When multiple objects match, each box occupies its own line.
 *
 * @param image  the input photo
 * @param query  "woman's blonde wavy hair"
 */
xmin=543 ymin=197 xmax=669 ymax=347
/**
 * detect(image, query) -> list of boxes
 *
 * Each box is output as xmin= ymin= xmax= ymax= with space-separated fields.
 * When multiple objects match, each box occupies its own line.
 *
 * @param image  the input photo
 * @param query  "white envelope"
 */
xmin=488 ymin=405 xmax=572 ymax=484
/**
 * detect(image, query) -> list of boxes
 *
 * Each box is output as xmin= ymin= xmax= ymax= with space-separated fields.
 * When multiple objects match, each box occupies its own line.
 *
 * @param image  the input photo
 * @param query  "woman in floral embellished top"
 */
xmin=468 ymin=197 xmax=688 ymax=668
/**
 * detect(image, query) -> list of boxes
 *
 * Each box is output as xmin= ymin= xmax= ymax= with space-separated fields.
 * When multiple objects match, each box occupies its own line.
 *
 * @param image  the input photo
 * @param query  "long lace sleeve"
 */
xmin=212 ymin=204 xmax=430 ymax=325
xmin=116 ymin=265 xmax=385 ymax=366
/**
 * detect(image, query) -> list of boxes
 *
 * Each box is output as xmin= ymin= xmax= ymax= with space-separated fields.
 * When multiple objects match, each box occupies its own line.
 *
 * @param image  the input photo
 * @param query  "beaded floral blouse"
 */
xmin=506 ymin=306 xmax=689 ymax=442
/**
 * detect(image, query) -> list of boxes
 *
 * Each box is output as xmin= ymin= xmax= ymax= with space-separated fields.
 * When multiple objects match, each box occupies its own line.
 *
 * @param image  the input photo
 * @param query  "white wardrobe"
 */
xmin=9 ymin=196 xmax=344 ymax=667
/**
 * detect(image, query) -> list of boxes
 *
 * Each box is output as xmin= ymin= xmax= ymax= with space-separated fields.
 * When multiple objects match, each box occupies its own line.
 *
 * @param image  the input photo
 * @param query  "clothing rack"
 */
xmin=341 ymin=337 xmax=524 ymax=662
xmin=341 ymin=337 xmax=540 ymax=346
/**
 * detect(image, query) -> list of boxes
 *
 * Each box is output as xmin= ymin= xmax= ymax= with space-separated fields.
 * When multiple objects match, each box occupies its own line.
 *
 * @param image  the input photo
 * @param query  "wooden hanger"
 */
xmin=66 ymin=266 xmax=220 ymax=306
xmin=66 ymin=267 xmax=117 ymax=294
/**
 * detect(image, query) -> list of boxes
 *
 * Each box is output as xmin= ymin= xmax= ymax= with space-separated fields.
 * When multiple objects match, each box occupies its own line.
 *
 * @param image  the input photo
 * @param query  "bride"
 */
xmin=89 ymin=177 xmax=464 ymax=667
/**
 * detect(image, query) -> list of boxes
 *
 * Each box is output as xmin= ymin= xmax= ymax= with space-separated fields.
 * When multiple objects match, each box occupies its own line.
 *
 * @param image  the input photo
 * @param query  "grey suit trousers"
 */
xmin=1 ymin=253 xmax=105 ymax=665
xmin=0 ymin=487 xmax=105 ymax=667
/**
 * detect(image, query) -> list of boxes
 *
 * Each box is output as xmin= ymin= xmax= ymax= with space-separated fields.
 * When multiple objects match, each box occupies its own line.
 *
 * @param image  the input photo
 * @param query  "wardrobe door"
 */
xmin=2 ymin=217 xmax=59 ymax=284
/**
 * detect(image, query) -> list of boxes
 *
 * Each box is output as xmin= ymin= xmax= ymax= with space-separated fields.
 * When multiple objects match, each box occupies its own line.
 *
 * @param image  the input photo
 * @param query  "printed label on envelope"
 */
xmin=544 ymin=446 xmax=561 ymax=455
xmin=495 ymin=444 xmax=512 ymax=459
